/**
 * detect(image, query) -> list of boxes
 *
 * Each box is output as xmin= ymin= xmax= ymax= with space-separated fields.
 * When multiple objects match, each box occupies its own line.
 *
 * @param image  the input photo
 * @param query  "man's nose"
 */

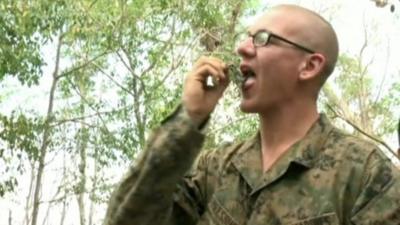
xmin=236 ymin=38 xmax=256 ymax=58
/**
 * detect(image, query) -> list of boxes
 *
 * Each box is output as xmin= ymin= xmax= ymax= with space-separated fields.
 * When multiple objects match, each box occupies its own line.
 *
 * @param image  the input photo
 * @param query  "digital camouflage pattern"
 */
xmin=103 ymin=108 xmax=400 ymax=225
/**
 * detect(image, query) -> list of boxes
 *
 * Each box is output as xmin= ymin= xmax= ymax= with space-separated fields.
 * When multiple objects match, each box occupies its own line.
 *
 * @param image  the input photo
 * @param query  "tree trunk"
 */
xmin=59 ymin=152 xmax=68 ymax=225
xmin=76 ymin=69 xmax=89 ymax=225
xmin=24 ymin=161 xmax=36 ymax=225
xmin=88 ymin=146 xmax=99 ymax=225
xmin=77 ymin=122 xmax=88 ymax=225
xmin=31 ymin=34 xmax=63 ymax=225
xmin=8 ymin=210 xmax=12 ymax=225
xmin=59 ymin=200 xmax=68 ymax=225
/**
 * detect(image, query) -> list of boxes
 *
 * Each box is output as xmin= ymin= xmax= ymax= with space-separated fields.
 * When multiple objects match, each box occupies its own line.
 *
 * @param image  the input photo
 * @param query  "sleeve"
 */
xmin=350 ymin=149 xmax=400 ymax=225
xmin=103 ymin=106 xmax=211 ymax=225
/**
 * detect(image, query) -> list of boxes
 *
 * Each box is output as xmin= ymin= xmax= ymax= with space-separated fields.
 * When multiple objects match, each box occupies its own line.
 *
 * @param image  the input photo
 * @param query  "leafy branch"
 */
xmin=327 ymin=104 xmax=398 ymax=158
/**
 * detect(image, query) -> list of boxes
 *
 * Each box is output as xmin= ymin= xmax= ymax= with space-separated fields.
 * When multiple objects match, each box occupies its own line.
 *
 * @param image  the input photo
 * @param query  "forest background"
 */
xmin=0 ymin=0 xmax=399 ymax=225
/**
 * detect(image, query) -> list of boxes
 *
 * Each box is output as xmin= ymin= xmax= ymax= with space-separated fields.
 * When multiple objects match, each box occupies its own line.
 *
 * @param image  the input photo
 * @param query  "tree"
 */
xmin=321 ymin=19 xmax=400 ymax=162
xmin=2 ymin=1 xmax=397 ymax=225
xmin=0 ymin=1 xmax=258 ymax=224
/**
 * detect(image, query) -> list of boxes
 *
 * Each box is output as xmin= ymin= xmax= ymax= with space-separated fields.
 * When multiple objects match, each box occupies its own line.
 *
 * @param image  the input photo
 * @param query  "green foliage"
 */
xmin=336 ymin=55 xmax=372 ymax=99
xmin=322 ymin=53 xmax=399 ymax=144
xmin=0 ymin=0 xmax=68 ymax=85
xmin=0 ymin=112 xmax=41 ymax=196
xmin=0 ymin=113 xmax=41 ymax=160
xmin=0 ymin=177 xmax=17 ymax=197
xmin=0 ymin=0 xmax=261 ymax=222
xmin=0 ymin=0 xmax=398 ymax=223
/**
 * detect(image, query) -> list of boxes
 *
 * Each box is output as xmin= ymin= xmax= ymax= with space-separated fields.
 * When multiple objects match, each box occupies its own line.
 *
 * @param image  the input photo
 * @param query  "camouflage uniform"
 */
xmin=104 ymin=107 xmax=400 ymax=225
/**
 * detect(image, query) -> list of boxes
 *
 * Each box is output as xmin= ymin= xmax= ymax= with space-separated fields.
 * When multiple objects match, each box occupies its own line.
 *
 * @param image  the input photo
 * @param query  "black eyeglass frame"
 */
xmin=248 ymin=29 xmax=315 ymax=54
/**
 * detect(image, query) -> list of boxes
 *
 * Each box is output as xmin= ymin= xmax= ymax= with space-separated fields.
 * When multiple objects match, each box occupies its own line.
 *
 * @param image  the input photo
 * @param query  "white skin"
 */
xmin=183 ymin=5 xmax=337 ymax=171
xmin=182 ymin=56 xmax=230 ymax=125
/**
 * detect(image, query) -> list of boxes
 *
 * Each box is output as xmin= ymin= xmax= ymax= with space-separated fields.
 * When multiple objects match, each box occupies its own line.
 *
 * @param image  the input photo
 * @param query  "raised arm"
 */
xmin=103 ymin=57 xmax=230 ymax=225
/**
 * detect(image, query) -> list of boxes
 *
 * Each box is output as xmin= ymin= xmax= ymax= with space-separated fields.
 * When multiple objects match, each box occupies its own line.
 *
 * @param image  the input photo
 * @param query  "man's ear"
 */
xmin=298 ymin=53 xmax=326 ymax=81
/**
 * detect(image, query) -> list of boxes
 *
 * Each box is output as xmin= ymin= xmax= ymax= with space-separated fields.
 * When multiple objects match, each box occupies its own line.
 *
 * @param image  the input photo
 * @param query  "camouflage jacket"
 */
xmin=103 ymin=108 xmax=400 ymax=225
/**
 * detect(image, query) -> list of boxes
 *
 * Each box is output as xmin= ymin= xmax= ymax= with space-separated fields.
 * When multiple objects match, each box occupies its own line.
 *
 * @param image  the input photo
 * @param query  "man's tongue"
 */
xmin=243 ymin=76 xmax=256 ymax=89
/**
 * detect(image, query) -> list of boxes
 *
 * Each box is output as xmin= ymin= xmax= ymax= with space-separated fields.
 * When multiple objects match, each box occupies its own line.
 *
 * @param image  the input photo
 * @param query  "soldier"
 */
xmin=104 ymin=4 xmax=400 ymax=225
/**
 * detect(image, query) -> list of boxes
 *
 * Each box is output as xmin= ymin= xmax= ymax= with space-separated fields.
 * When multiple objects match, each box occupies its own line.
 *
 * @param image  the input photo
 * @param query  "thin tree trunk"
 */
xmin=59 ymin=200 xmax=68 ymax=225
xmin=76 ymin=72 xmax=89 ymax=225
xmin=77 ymin=124 xmax=88 ymax=225
xmin=59 ymin=151 xmax=68 ymax=225
xmin=132 ymin=76 xmax=146 ymax=148
xmin=8 ymin=210 xmax=12 ymax=225
xmin=88 ymin=146 xmax=99 ymax=225
xmin=41 ymin=203 xmax=51 ymax=225
xmin=41 ymin=182 xmax=65 ymax=225
xmin=31 ymin=34 xmax=63 ymax=225
xmin=24 ymin=161 xmax=36 ymax=225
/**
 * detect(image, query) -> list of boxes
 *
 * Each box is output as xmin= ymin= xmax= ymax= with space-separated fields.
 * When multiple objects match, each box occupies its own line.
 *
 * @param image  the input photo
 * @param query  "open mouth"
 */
xmin=240 ymin=66 xmax=256 ymax=88
xmin=242 ymin=70 xmax=255 ymax=82
xmin=207 ymin=64 xmax=255 ymax=89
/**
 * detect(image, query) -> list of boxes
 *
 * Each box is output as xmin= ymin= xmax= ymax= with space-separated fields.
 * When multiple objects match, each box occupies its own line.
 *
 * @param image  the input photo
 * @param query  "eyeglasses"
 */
xmin=243 ymin=29 xmax=315 ymax=54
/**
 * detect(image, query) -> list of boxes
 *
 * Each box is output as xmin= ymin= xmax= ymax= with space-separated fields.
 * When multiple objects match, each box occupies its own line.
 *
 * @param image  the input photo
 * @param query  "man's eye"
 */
xmin=254 ymin=32 xmax=269 ymax=45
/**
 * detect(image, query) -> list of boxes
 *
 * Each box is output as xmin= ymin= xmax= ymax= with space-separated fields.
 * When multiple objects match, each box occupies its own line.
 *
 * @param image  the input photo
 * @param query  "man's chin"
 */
xmin=239 ymin=102 xmax=256 ymax=113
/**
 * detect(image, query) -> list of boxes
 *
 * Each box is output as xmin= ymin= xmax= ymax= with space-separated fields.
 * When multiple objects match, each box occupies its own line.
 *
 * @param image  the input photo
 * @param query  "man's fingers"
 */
xmin=194 ymin=56 xmax=225 ymax=67
xmin=182 ymin=56 xmax=230 ymax=122
xmin=194 ymin=64 xmax=226 ymax=85
xmin=192 ymin=57 xmax=228 ymax=84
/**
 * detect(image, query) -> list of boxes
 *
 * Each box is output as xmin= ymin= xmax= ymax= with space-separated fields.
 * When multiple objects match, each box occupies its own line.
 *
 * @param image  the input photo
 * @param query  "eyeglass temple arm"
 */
xmin=271 ymin=34 xmax=315 ymax=54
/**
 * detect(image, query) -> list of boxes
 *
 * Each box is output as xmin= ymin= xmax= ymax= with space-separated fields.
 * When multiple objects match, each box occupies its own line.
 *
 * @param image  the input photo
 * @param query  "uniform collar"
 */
xmin=232 ymin=114 xmax=335 ymax=192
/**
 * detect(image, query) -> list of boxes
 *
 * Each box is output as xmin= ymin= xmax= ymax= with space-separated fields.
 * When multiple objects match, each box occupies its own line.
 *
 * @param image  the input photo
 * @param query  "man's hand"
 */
xmin=183 ymin=56 xmax=230 ymax=125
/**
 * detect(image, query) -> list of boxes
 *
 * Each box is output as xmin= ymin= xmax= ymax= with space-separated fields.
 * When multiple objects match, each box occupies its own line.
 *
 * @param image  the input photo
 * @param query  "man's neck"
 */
xmin=258 ymin=102 xmax=319 ymax=171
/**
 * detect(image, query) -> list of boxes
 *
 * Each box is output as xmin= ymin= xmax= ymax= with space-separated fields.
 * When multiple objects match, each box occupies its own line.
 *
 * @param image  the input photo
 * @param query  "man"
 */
xmin=104 ymin=5 xmax=400 ymax=225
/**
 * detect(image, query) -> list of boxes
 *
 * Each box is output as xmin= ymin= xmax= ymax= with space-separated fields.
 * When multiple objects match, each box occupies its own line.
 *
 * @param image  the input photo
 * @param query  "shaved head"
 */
xmin=264 ymin=5 xmax=339 ymax=80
